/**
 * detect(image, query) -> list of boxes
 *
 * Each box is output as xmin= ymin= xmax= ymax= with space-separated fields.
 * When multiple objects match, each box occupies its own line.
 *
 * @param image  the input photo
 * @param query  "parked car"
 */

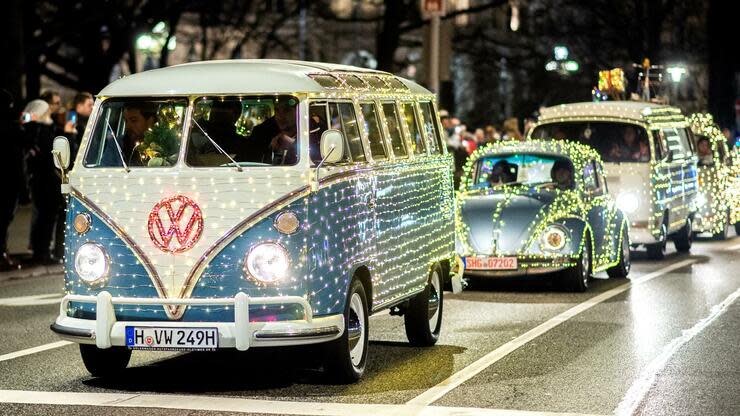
xmin=50 ymin=59 xmax=457 ymax=383
xmin=530 ymin=101 xmax=699 ymax=259
xmin=688 ymin=112 xmax=740 ymax=238
xmin=456 ymin=140 xmax=630 ymax=292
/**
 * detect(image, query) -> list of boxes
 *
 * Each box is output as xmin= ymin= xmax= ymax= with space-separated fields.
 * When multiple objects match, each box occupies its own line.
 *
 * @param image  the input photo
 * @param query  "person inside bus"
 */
xmin=696 ymin=137 xmax=713 ymax=166
xmin=99 ymin=103 xmax=157 ymax=167
xmin=550 ymin=159 xmax=574 ymax=190
xmin=248 ymin=98 xmax=298 ymax=165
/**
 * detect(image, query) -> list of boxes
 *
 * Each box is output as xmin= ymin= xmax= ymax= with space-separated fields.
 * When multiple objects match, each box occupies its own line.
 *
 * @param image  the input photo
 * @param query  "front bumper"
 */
xmin=51 ymin=292 xmax=343 ymax=351
xmin=462 ymin=255 xmax=577 ymax=278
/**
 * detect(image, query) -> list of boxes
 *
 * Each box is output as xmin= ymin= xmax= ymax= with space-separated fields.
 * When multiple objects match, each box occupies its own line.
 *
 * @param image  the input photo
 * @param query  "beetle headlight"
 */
xmin=243 ymin=242 xmax=289 ymax=284
xmin=74 ymin=243 xmax=110 ymax=284
xmin=616 ymin=192 xmax=639 ymax=214
xmin=541 ymin=225 xmax=568 ymax=252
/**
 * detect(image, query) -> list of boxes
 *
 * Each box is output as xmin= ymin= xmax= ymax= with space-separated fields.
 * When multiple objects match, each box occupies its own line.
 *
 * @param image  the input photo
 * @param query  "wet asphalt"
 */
xmin=0 ymin=235 xmax=738 ymax=415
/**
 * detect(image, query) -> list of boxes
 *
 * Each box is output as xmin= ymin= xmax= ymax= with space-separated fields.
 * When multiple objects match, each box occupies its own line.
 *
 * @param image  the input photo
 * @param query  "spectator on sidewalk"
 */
xmin=502 ymin=118 xmax=523 ymax=141
xmin=67 ymin=92 xmax=94 ymax=163
xmin=0 ymin=90 xmax=27 ymax=271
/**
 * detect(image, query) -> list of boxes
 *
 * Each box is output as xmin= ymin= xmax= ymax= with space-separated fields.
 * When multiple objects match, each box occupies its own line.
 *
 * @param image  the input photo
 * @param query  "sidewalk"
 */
xmin=1 ymin=205 xmax=64 ymax=281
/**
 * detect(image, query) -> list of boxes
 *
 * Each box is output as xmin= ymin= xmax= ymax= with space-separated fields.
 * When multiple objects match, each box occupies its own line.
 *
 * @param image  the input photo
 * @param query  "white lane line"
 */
xmin=614 ymin=285 xmax=740 ymax=416
xmin=0 ymin=293 xmax=63 ymax=306
xmin=0 ymin=341 xmax=73 ymax=363
xmin=724 ymin=242 xmax=740 ymax=251
xmin=0 ymin=390 xmax=605 ymax=416
xmin=407 ymin=258 xmax=697 ymax=406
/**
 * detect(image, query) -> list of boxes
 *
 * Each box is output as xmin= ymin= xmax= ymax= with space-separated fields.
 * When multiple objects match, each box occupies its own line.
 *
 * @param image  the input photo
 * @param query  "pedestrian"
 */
xmin=67 ymin=92 xmax=94 ymax=162
xmin=473 ymin=128 xmax=486 ymax=146
xmin=523 ymin=116 xmax=537 ymax=137
xmin=22 ymin=99 xmax=71 ymax=264
xmin=0 ymin=90 xmax=28 ymax=271
xmin=40 ymin=90 xmax=64 ymax=128
xmin=502 ymin=118 xmax=523 ymax=141
xmin=484 ymin=125 xmax=500 ymax=143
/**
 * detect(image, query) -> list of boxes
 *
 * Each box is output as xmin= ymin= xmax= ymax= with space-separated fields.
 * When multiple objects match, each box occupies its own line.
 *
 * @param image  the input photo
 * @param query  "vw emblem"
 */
xmin=147 ymin=195 xmax=204 ymax=253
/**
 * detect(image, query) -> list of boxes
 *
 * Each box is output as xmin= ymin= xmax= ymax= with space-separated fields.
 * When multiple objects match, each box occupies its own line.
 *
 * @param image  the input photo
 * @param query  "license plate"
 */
xmin=465 ymin=256 xmax=518 ymax=270
xmin=125 ymin=327 xmax=218 ymax=351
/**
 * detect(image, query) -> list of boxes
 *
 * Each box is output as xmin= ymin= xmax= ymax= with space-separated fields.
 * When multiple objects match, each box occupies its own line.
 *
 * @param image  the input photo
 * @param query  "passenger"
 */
xmin=248 ymin=98 xmax=298 ymax=165
xmin=620 ymin=126 xmax=642 ymax=161
xmin=190 ymin=100 xmax=244 ymax=165
xmin=696 ymin=137 xmax=713 ymax=165
xmin=488 ymin=160 xmax=517 ymax=186
xmin=550 ymin=159 xmax=574 ymax=190
xmin=637 ymin=139 xmax=650 ymax=161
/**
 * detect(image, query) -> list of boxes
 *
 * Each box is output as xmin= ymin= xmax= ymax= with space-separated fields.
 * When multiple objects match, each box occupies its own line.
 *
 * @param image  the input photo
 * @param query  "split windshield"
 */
xmin=530 ymin=121 xmax=651 ymax=163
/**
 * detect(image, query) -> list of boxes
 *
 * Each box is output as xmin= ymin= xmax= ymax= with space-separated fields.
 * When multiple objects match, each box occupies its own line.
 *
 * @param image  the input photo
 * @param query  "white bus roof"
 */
xmin=538 ymin=101 xmax=683 ymax=124
xmin=98 ymin=59 xmax=433 ymax=97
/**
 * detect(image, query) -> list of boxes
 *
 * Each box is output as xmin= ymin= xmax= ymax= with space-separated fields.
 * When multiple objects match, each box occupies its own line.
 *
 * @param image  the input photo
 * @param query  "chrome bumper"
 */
xmin=51 ymin=292 xmax=343 ymax=350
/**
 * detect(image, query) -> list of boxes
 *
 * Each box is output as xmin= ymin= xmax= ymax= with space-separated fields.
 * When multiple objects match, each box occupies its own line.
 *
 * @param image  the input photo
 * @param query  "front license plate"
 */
xmin=125 ymin=327 xmax=218 ymax=351
xmin=465 ymin=256 xmax=518 ymax=270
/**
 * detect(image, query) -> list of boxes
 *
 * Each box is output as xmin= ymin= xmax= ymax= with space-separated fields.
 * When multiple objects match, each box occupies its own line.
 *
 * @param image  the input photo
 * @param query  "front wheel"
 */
xmin=560 ymin=237 xmax=591 ymax=292
xmin=673 ymin=217 xmax=693 ymax=252
xmin=607 ymin=224 xmax=631 ymax=278
xmin=79 ymin=344 xmax=131 ymax=377
xmin=646 ymin=223 xmax=667 ymax=260
xmin=323 ymin=279 xmax=369 ymax=383
xmin=404 ymin=263 xmax=444 ymax=346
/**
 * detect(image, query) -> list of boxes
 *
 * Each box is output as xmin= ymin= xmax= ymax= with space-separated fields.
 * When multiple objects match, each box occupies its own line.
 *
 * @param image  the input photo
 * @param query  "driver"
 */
xmin=696 ymin=137 xmax=713 ymax=165
xmin=488 ymin=160 xmax=517 ymax=186
xmin=550 ymin=159 xmax=574 ymax=190
xmin=248 ymin=98 xmax=298 ymax=164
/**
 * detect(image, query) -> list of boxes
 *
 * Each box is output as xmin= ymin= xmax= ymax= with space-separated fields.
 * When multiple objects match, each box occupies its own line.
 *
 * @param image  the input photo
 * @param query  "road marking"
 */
xmin=407 ymin=258 xmax=697 ymax=406
xmin=724 ymin=242 xmax=740 ymax=251
xmin=0 ymin=341 xmax=73 ymax=363
xmin=0 ymin=293 xmax=63 ymax=306
xmin=614 ymin=285 xmax=740 ymax=415
xmin=0 ymin=390 xmax=605 ymax=416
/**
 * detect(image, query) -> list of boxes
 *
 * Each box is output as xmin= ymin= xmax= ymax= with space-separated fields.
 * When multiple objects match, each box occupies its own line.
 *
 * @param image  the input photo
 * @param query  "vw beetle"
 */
xmin=455 ymin=140 xmax=630 ymax=291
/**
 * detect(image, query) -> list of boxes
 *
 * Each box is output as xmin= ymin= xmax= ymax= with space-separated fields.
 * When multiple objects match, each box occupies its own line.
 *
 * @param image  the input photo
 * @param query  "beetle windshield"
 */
xmin=530 ymin=121 xmax=650 ymax=163
xmin=473 ymin=153 xmax=574 ymax=190
xmin=84 ymin=98 xmax=187 ymax=168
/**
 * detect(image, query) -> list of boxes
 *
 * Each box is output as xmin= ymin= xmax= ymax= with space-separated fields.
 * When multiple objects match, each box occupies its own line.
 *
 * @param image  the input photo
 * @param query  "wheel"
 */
xmin=560 ymin=237 xmax=591 ymax=292
xmin=712 ymin=211 xmax=730 ymax=240
xmin=646 ymin=223 xmax=667 ymax=260
xmin=673 ymin=217 xmax=693 ymax=252
xmin=79 ymin=344 xmax=131 ymax=377
xmin=323 ymin=279 xmax=369 ymax=383
xmin=404 ymin=263 xmax=444 ymax=346
xmin=607 ymin=224 xmax=631 ymax=278
xmin=736 ymin=222 xmax=740 ymax=237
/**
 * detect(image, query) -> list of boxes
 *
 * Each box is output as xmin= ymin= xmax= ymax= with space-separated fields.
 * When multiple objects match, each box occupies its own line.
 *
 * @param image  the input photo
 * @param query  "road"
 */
xmin=0 ymin=236 xmax=739 ymax=415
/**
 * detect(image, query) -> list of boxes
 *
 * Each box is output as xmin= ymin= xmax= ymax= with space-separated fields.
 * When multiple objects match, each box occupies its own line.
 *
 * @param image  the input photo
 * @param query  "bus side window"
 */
xmin=419 ymin=101 xmax=441 ymax=154
xmin=329 ymin=102 xmax=365 ymax=162
xmin=401 ymin=102 xmax=425 ymax=156
xmin=360 ymin=102 xmax=388 ymax=161
xmin=662 ymin=128 xmax=684 ymax=160
xmin=677 ymin=128 xmax=694 ymax=156
xmin=381 ymin=102 xmax=408 ymax=159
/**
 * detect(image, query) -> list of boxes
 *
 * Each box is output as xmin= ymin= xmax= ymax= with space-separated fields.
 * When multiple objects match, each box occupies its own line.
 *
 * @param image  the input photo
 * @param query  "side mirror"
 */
xmin=320 ymin=129 xmax=345 ymax=164
xmin=52 ymin=136 xmax=71 ymax=170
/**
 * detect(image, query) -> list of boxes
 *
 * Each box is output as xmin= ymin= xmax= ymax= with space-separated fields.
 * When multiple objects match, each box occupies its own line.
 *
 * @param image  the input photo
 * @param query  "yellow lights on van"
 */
xmin=73 ymin=213 xmax=92 ymax=234
xmin=274 ymin=211 xmax=300 ymax=235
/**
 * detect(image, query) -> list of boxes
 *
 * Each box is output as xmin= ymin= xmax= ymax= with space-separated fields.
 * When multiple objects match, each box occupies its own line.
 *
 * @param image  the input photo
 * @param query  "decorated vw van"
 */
xmin=688 ymin=112 xmax=740 ymax=238
xmin=530 ymin=102 xmax=699 ymax=259
xmin=50 ymin=60 xmax=456 ymax=382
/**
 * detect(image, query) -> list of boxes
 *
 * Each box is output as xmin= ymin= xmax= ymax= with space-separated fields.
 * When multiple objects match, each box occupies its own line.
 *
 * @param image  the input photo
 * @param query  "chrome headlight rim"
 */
xmin=540 ymin=224 xmax=570 ymax=252
xmin=242 ymin=241 xmax=291 ymax=286
xmin=74 ymin=242 xmax=111 ymax=285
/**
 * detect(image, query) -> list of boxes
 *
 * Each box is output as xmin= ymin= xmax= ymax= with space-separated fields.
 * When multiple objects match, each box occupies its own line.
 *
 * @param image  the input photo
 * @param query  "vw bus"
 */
xmin=688 ymin=112 xmax=740 ymax=238
xmin=529 ymin=102 xmax=698 ymax=259
xmin=50 ymin=60 xmax=456 ymax=383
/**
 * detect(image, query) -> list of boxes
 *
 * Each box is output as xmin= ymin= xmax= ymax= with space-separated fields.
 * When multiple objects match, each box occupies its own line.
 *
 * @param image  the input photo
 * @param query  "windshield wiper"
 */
xmin=192 ymin=118 xmax=242 ymax=172
xmin=106 ymin=119 xmax=129 ymax=173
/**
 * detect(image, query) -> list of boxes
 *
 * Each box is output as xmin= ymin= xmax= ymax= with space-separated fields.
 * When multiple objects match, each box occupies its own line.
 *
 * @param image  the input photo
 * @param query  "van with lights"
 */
xmin=529 ymin=101 xmax=698 ymax=259
xmin=49 ymin=59 xmax=456 ymax=382
xmin=688 ymin=112 xmax=740 ymax=238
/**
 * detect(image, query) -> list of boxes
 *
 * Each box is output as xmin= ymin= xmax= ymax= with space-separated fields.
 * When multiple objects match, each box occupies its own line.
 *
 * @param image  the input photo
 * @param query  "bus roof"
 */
xmin=538 ymin=101 xmax=684 ymax=124
xmin=98 ymin=59 xmax=433 ymax=97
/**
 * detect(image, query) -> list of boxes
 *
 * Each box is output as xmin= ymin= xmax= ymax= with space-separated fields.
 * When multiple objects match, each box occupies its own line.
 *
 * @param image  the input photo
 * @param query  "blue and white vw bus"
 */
xmin=50 ymin=60 xmax=456 ymax=382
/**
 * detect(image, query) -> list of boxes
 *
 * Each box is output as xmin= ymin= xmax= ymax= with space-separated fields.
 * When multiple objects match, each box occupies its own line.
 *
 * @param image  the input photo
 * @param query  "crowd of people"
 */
xmin=0 ymin=88 xmax=94 ymax=271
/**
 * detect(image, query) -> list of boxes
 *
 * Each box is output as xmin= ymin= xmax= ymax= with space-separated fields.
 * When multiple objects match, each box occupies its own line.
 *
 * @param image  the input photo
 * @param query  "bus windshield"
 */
xmin=530 ymin=121 xmax=650 ymax=163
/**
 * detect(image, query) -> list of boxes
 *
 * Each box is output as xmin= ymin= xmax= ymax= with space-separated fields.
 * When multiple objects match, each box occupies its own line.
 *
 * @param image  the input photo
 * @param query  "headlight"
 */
xmin=243 ymin=242 xmax=290 ymax=284
xmin=541 ymin=225 xmax=568 ymax=252
xmin=74 ymin=243 xmax=110 ymax=284
xmin=616 ymin=192 xmax=640 ymax=214
xmin=695 ymin=193 xmax=707 ymax=209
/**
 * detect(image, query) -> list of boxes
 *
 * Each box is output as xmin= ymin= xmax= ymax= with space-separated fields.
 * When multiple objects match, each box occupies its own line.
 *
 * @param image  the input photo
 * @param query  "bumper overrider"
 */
xmin=51 ymin=292 xmax=344 ymax=350
xmin=463 ymin=255 xmax=578 ymax=278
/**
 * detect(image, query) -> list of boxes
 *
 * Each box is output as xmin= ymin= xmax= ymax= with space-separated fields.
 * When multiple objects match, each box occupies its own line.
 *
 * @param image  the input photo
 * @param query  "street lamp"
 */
xmin=666 ymin=66 xmax=687 ymax=83
xmin=545 ymin=45 xmax=579 ymax=76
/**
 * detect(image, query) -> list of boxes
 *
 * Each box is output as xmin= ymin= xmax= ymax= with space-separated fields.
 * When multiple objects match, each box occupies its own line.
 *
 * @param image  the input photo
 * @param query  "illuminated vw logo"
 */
xmin=147 ymin=195 xmax=204 ymax=253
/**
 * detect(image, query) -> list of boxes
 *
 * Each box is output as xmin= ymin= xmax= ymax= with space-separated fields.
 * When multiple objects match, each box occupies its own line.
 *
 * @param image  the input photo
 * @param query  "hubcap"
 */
xmin=427 ymin=270 xmax=441 ymax=332
xmin=348 ymin=293 xmax=365 ymax=368
xmin=622 ymin=232 xmax=631 ymax=273
xmin=581 ymin=245 xmax=590 ymax=286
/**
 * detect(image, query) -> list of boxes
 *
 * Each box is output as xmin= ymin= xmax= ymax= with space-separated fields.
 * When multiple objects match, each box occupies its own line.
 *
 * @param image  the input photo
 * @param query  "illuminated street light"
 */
xmin=553 ymin=45 xmax=569 ymax=61
xmin=666 ymin=66 xmax=687 ymax=83
xmin=546 ymin=45 xmax=578 ymax=76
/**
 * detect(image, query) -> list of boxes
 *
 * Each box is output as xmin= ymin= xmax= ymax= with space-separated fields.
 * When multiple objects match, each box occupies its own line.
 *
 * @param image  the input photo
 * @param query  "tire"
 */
xmin=79 ymin=344 xmax=131 ymax=377
xmin=607 ymin=224 xmax=631 ymax=278
xmin=673 ymin=217 xmax=693 ymax=252
xmin=560 ymin=237 xmax=591 ymax=292
xmin=404 ymin=263 xmax=444 ymax=346
xmin=736 ymin=222 xmax=740 ymax=237
xmin=646 ymin=223 xmax=667 ymax=260
xmin=323 ymin=279 xmax=369 ymax=383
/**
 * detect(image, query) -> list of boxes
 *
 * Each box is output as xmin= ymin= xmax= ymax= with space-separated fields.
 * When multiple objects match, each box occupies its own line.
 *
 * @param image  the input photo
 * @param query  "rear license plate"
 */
xmin=125 ymin=327 xmax=218 ymax=351
xmin=465 ymin=256 xmax=518 ymax=270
